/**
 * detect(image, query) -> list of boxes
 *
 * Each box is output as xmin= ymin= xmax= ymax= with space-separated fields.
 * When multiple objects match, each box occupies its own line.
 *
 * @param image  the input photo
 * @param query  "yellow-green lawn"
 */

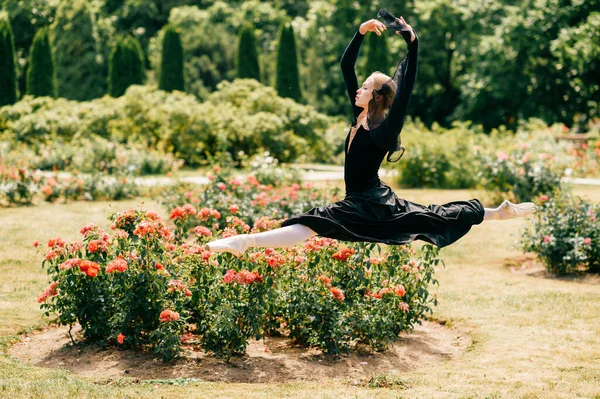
xmin=1 ymin=185 xmax=599 ymax=398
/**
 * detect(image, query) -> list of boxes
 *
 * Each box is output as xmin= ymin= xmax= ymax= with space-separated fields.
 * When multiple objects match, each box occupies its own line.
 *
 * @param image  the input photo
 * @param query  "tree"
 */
xmin=0 ymin=0 xmax=58 ymax=97
xmin=362 ymin=30 xmax=391 ymax=78
xmin=236 ymin=23 xmax=260 ymax=81
xmin=455 ymin=0 xmax=600 ymax=131
xmin=50 ymin=0 xmax=106 ymax=100
xmin=26 ymin=27 xmax=56 ymax=97
xmin=158 ymin=24 xmax=184 ymax=92
xmin=0 ymin=11 xmax=17 ymax=106
xmin=275 ymin=20 xmax=302 ymax=102
xmin=108 ymin=35 xmax=145 ymax=97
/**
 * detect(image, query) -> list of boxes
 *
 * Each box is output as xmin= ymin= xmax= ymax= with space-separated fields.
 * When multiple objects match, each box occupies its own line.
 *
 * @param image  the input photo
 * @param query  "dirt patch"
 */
xmin=504 ymin=253 xmax=600 ymax=284
xmin=8 ymin=321 xmax=468 ymax=383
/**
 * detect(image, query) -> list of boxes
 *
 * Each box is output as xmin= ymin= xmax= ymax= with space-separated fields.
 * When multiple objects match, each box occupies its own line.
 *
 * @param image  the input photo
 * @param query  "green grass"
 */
xmin=1 ymin=189 xmax=600 ymax=398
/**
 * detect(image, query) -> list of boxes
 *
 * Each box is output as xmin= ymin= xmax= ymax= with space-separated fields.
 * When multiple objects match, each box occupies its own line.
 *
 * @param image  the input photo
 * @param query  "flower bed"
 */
xmin=0 ymin=161 xmax=140 ymax=206
xmin=37 ymin=198 xmax=441 ymax=362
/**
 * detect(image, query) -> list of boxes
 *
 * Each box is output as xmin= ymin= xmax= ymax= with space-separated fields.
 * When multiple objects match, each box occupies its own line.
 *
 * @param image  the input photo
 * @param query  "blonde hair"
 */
xmin=367 ymin=71 xmax=397 ymax=123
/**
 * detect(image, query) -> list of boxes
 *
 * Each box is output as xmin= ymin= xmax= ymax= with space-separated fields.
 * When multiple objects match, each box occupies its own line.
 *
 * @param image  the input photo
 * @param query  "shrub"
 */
xmin=38 ymin=192 xmax=441 ymax=361
xmin=520 ymin=189 xmax=599 ymax=275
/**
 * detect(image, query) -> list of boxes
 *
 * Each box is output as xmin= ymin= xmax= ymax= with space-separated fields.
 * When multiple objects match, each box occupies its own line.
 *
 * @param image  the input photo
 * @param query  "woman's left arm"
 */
xmin=384 ymin=29 xmax=419 ymax=138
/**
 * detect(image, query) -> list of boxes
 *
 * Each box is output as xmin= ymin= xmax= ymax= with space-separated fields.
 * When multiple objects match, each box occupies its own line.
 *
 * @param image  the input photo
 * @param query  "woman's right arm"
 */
xmin=340 ymin=27 xmax=365 ymax=121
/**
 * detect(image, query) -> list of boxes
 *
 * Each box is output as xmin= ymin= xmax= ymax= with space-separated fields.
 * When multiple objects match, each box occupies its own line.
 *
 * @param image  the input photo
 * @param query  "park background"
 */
xmin=1 ymin=0 xmax=600 ymax=398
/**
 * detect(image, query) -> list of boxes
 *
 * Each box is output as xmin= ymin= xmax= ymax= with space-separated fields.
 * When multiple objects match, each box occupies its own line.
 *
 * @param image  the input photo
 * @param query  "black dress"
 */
xmin=280 ymin=27 xmax=485 ymax=248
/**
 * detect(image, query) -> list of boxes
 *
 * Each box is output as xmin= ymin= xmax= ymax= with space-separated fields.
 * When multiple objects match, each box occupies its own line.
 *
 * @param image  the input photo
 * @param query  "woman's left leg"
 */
xmin=205 ymin=224 xmax=318 ymax=257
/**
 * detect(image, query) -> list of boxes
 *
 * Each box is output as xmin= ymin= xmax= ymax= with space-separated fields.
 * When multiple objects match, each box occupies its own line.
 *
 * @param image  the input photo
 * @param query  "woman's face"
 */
xmin=355 ymin=77 xmax=374 ymax=109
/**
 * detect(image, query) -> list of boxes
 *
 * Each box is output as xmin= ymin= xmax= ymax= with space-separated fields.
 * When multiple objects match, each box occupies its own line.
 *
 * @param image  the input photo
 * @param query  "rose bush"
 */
xmin=520 ymin=189 xmax=599 ymax=275
xmin=38 ymin=184 xmax=442 ymax=362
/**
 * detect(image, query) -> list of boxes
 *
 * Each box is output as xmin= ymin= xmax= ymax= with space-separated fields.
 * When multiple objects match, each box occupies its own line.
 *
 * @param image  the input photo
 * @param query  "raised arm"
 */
xmin=370 ymin=23 xmax=418 ymax=156
xmin=340 ymin=27 xmax=365 ymax=121
xmin=385 ymin=30 xmax=419 ymax=135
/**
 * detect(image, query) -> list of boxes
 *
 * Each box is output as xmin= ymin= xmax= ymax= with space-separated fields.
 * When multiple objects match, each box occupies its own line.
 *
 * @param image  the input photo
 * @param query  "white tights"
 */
xmin=205 ymin=224 xmax=317 ymax=257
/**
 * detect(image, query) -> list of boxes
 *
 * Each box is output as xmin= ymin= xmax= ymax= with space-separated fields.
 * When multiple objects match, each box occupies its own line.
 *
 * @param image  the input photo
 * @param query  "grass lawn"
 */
xmin=0 ymin=187 xmax=599 ymax=398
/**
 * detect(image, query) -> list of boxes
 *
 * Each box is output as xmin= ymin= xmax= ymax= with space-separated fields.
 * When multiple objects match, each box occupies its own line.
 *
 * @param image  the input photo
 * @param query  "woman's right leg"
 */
xmin=205 ymin=224 xmax=318 ymax=257
xmin=483 ymin=200 xmax=537 ymax=221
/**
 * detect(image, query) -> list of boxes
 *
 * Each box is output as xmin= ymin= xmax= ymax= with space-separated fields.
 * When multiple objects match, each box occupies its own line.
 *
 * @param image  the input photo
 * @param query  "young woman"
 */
xmin=205 ymin=15 xmax=537 ymax=257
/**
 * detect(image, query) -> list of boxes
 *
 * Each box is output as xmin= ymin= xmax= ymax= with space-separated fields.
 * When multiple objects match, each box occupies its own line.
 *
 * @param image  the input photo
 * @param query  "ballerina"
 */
xmin=205 ymin=11 xmax=537 ymax=257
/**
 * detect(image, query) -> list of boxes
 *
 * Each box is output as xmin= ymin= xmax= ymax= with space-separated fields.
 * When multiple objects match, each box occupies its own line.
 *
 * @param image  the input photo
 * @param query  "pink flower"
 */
xmin=217 ymin=182 xmax=227 ymax=191
xmin=183 ymin=204 xmax=197 ymax=215
xmin=193 ymin=226 xmax=213 ymax=237
xmin=37 ymin=281 xmax=58 ymax=303
xmin=106 ymin=257 xmax=128 ymax=273
xmin=229 ymin=204 xmax=239 ymax=213
xmin=159 ymin=309 xmax=180 ymax=323
xmin=584 ymin=238 xmax=592 ymax=245
xmin=213 ymin=165 xmax=221 ymax=172
xmin=223 ymin=269 xmax=236 ymax=283
xmin=330 ymin=287 xmax=345 ymax=301
xmin=540 ymin=195 xmax=548 ymax=202
xmin=394 ymin=284 xmax=406 ymax=297
xmin=33 ymin=240 xmax=39 ymax=248
xmin=117 ymin=333 xmax=125 ymax=344
xmin=544 ymin=236 xmax=552 ymax=243
xmin=496 ymin=151 xmax=509 ymax=161
xmin=80 ymin=223 xmax=98 ymax=237
xmin=317 ymin=275 xmax=331 ymax=285
xmin=399 ymin=302 xmax=410 ymax=312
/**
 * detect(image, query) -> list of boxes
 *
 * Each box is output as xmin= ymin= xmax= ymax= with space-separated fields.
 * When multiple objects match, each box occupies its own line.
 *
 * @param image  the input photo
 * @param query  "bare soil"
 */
xmin=9 ymin=321 xmax=468 ymax=383
xmin=504 ymin=253 xmax=600 ymax=284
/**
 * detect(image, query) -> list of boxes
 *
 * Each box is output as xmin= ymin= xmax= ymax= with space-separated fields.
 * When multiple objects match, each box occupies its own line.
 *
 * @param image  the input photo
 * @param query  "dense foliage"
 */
xmin=520 ymin=190 xmax=600 ymax=275
xmin=37 ymin=171 xmax=442 ymax=361
xmin=0 ymin=80 xmax=342 ymax=166
xmin=0 ymin=0 xmax=597 ymax=130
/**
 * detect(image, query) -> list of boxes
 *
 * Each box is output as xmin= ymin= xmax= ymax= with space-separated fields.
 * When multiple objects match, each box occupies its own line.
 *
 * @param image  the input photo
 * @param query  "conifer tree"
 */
xmin=26 ymin=27 xmax=56 ymax=97
xmin=50 ymin=0 xmax=105 ymax=100
xmin=108 ymin=36 xmax=145 ymax=97
xmin=275 ymin=21 xmax=302 ymax=102
xmin=236 ymin=23 xmax=260 ymax=81
xmin=363 ymin=32 xmax=391 ymax=78
xmin=158 ymin=25 xmax=185 ymax=92
xmin=0 ymin=12 xmax=18 ymax=106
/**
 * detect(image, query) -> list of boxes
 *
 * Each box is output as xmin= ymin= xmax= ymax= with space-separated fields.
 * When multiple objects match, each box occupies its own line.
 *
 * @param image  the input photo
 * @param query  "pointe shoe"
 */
xmin=499 ymin=200 xmax=538 ymax=219
xmin=204 ymin=235 xmax=249 ymax=258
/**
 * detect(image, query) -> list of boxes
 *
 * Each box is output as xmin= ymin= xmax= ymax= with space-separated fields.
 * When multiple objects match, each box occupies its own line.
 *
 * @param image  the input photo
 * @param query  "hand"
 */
xmin=395 ymin=16 xmax=416 ymax=43
xmin=359 ymin=19 xmax=386 ymax=36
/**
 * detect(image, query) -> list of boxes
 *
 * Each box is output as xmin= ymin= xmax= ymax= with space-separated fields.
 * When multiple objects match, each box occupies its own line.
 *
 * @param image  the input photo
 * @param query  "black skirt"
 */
xmin=280 ymin=181 xmax=485 ymax=248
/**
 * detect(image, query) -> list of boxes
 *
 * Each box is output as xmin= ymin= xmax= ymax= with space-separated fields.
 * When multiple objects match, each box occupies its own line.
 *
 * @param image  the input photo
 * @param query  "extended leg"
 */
xmin=483 ymin=200 xmax=538 ymax=221
xmin=205 ymin=224 xmax=318 ymax=257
